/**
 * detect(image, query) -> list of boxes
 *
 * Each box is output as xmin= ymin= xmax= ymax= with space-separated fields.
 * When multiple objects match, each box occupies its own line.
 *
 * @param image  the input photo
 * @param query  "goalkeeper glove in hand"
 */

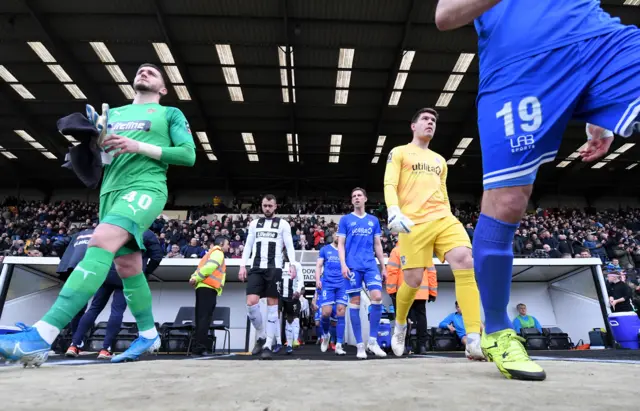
xmin=387 ymin=205 xmax=415 ymax=234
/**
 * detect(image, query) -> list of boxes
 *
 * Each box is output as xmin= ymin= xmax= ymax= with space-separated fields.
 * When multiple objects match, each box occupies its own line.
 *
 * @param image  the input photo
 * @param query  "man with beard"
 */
xmin=240 ymin=194 xmax=298 ymax=360
xmin=0 ymin=63 xmax=196 ymax=366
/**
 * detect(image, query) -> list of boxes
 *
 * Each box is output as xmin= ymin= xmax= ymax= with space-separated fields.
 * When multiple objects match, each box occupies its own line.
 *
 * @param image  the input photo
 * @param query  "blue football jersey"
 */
xmin=337 ymin=212 xmax=381 ymax=270
xmin=475 ymin=0 xmax=624 ymax=77
xmin=319 ymin=244 xmax=343 ymax=286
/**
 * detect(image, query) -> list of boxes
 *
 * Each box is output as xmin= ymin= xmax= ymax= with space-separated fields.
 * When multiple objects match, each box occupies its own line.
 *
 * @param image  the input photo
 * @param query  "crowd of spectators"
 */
xmin=2 ymin=197 xmax=640 ymax=271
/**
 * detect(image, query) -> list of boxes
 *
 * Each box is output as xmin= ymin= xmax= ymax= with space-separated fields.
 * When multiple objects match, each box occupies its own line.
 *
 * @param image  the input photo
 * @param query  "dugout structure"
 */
xmin=0 ymin=255 xmax=610 ymax=351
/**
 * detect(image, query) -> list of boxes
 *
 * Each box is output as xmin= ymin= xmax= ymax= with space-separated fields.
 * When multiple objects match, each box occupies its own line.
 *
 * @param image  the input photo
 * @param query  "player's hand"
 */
xmin=380 ymin=267 xmax=387 ymax=282
xmin=341 ymin=265 xmax=350 ymax=279
xmin=289 ymin=264 xmax=297 ymax=280
xmin=86 ymin=103 xmax=109 ymax=144
xmin=238 ymin=266 xmax=247 ymax=282
xmin=293 ymin=291 xmax=301 ymax=300
xmin=387 ymin=205 xmax=415 ymax=234
xmin=102 ymin=134 xmax=140 ymax=158
xmin=316 ymin=279 xmax=322 ymax=289
xmin=428 ymin=295 xmax=436 ymax=303
xmin=580 ymin=124 xmax=614 ymax=162
xmin=448 ymin=324 xmax=455 ymax=333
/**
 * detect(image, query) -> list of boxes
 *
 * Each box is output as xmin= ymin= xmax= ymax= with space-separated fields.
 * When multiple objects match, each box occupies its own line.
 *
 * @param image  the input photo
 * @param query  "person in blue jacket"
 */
xmin=439 ymin=301 xmax=469 ymax=345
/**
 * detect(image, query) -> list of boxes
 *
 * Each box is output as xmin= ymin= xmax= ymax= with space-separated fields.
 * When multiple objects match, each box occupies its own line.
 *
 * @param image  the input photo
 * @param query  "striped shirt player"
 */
xmin=281 ymin=259 xmax=303 ymax=354
xmin=240 ymin=194 xmax=297 ymax=359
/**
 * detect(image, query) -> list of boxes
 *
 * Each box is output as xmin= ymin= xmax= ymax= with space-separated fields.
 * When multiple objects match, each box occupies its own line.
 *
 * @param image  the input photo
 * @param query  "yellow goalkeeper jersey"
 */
xmin=383 ymin=143 xmax=452 ymax=225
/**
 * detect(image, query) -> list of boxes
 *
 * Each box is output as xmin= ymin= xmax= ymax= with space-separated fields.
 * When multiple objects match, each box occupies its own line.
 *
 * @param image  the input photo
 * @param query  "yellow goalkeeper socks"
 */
xmin=452 ymin=268 xmax=482 ymax=334
xmin=395 ymin=283 xmax=419 ymax=326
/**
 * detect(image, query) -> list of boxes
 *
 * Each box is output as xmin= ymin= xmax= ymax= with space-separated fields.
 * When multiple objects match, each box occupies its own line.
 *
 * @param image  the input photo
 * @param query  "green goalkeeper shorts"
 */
xmin=99 ymin=187 xmax=167 ymax=257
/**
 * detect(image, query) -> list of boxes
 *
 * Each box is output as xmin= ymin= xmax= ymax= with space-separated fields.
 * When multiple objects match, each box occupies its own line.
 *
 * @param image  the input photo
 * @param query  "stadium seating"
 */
xmin=520 ymin=327 xmax=549 ymax=350
xmin=431 ymin=327 xmax=461 ymax=351
xmin=163 ymin=306 xmax=196 ymax=354
xmin=544 ymin=327 xmax=573 ymax=350
xmin=87 ymin=321 xmax=108 ymax=352
xmin=210 ymin=306 xmax=231 ymax=354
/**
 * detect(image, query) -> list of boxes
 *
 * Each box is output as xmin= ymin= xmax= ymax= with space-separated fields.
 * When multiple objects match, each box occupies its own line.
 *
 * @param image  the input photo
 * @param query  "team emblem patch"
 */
xmin=387 ymin=151 xmax=393 ymax=163
xmin=400 ymin=256 xmax=406 ymax=266
xmin=184 ymin=120 xmax=192 ymax=134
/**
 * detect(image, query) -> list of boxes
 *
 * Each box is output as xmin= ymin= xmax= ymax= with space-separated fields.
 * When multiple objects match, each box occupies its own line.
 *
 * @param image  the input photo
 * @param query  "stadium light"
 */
xmin=152 ymin=43 xmax=191 ymax=101
xmin=14 ymin=130 xmax=57 ymax=159
xmin=242 ymin=133 xmax=259 ymax=162
xmin=216 ymin=44 xmax=244 ymax=102
xmin=335 ymin=48 xmax=355 ymax=105
xmin=591 ymin=142 xmax=635 ymax=169
xmin=0 ymin=145 xmax=17 ymax=159
xmin=624 ymin=0 xmax=640 ymax=6
xmin=278 ymin=46 xmax=296 ymax=103
xmin=89 ymin=42 xmax=135 ymax=100
xmin=329 ymin=134 xmax=342 ymax=163
xmin=371 ymin=135 xmax=386 ymax=164
xmin=195 ymin=132 xmax=217 ymax=161
xmin=0 ymin=65 xmax=35 ymax=99
xmin=287 ymin=133 xmax=300 ymax=163
xmin=626 ymin=163 xmax=638 ymax=170
xmin=446 ymin=137 xmax=473 ymax=165
xmin=436 ymin=53 xmax=474 ymax=108
xmin=388 ymin=50 xmax=415 ymax=106
xmin=27 ymin=42 xmax=86 ymax=100
xmin=62 ymin=134 xmax=80 ymax=146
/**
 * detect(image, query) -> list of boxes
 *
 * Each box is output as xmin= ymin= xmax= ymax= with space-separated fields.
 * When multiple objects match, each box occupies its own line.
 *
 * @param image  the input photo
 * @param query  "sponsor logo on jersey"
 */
xmin=184 ymin=120 xmax=192 ymax=135
xmin=351 ymin=227 xmax=373 ymax=236
xmin=509 ymin=134 xmax=535 ymax=153
xmin=256 ymin=231 xmax=278 ymax=239
xmin=412 ymin=162 xmax=442 ymax=175
xmin=387 ymin=151 xmax=393 ymax=163
xmin=110 ymin=120 xmax=152 ymax=132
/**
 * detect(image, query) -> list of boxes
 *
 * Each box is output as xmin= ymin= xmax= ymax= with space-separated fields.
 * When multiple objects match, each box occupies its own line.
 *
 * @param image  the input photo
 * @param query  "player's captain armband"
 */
xmin=586 ymin=124 xmax=614 ymax=141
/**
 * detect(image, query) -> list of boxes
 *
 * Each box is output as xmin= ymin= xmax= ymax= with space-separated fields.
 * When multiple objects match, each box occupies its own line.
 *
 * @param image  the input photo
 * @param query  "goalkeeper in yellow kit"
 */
xmin=384 ymin=107 xmax=484 ymax=360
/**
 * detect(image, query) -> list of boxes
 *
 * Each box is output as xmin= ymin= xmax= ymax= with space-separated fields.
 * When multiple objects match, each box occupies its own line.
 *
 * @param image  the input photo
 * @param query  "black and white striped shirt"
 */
xmin=241 ymin=217 xmax=296 ymax=269
xmin=280 ymin=261 xmax=303 ymax=300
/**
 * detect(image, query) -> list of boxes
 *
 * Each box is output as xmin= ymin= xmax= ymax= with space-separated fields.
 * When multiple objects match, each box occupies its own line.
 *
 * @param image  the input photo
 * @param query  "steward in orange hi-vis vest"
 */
xmin=385 ymin=246 xmax=437 ymax=301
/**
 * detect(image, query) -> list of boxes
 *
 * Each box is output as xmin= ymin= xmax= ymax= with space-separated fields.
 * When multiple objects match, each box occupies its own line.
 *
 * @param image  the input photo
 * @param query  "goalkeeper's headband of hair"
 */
xmin=137 ymin=63 xmax=166 ymax=87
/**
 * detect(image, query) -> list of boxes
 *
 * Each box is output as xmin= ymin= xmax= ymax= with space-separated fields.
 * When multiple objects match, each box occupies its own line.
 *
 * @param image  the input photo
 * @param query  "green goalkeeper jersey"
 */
xmin=101 ymin=103 xmax=196 ymax=195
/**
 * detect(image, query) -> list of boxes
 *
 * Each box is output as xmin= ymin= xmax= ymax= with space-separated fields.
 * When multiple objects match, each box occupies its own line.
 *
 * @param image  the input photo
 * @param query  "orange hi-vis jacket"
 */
xmin=192 ymin=246 xmax=226 ymax=294
xmin=385 ymin=246 xmax=437 ymax=300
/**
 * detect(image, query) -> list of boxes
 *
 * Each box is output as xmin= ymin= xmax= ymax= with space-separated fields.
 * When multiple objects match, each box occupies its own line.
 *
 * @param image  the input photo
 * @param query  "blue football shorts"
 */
xmin=344 ymin=265 xmax=383 ymax=295
xmin=477 ymin=26 xmax=640 ymax=190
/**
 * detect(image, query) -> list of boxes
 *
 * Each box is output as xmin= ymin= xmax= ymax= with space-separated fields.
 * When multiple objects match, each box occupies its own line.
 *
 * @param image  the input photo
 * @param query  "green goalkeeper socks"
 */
xmin=122 ymin=273 xmax=157 ymax=338
xmin=41 ymin=247 xmax=114 ymax=330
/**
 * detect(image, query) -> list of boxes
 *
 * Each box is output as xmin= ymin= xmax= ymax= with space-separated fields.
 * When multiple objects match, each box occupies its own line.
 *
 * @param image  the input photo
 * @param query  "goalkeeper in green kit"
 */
xmin=0 ymin=64 xmax=196 ymax=365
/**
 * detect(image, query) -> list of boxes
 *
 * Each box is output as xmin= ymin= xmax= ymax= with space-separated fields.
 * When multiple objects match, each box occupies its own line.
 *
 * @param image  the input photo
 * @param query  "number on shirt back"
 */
xmin=496 ymin=96 xmax=542 ymax=137
xmin=121 ymin=191 xmax=153 ymax=210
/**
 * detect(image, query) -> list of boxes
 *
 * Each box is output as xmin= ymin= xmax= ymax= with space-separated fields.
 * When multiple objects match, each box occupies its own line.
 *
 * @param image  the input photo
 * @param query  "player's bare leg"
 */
xmin=391 ymin=267 xmax=422 ymax=356
xmin=475 ymin=185 xmax=545 ymax=380
xmin=444 ymin=246 xmax=484 ymax=361
xmin=366 ymin=289 xmax=387 ymax=358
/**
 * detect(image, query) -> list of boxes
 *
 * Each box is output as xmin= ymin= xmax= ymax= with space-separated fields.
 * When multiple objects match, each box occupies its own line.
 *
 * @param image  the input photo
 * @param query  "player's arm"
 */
xmin=116 ymin=107 xmax=196 ymax=166
xmin=336 ymin=217 xmax=349 ymax=278
xmin=372 ymin=218 xmax=387 ymax=279
xmin=384 ymin=148 xmax=414 ymax=233
xmin=440 ymin=159 xmax=452 ymax=210
xmin=293 ymin=262 xmax=304 ymax=297
xmin=435 ymin=0 xmax=503 ymax=31
xmin=281 ymin=221 xmax=298 ymax=279
xmin=315 ymin=250 xmax=325 ymax=289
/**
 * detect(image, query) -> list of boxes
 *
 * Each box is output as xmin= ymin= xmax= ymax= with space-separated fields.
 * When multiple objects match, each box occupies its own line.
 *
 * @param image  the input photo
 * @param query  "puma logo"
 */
xmin=75 ymin=265 xmax=96 ymax=280
xmin=128 ymin=204 xmax=140 ymax=215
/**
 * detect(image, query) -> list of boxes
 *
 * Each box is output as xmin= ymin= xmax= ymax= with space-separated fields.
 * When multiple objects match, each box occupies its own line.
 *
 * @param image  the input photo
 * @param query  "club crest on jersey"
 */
xmin=387 ymin=151 xmax=393 ymax=163
xmin=271 ymin=220 xmax=280 ymax=229
xmin=400 ymin=256 xmax=406 ymax=266
xmin=184 ymin=120 xmax=192 ymax=135
xmin=368 ymin=220 xmax=374 ymax=227
xmin=110 ymin=120 xmax=152 ymax=132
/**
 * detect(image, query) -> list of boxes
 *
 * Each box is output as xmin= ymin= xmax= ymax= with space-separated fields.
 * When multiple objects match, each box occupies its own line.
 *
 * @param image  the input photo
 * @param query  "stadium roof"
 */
xmin=0 ymin=0 xmax=639 ymax=198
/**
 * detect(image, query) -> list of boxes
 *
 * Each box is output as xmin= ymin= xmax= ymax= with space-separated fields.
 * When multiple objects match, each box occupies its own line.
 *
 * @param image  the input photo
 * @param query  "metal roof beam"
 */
xmin=362 ymin=0 xmax=418 ymax=185
xmin=282 ymin=0 xmax=299 ymax=167
xmin=152 ymin=0 xmax=232 ymax=186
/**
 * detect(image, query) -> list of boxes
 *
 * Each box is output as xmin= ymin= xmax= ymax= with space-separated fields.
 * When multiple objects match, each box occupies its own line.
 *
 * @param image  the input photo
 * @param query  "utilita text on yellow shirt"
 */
xmin=383 ymin=143 xmax=452 ymax=224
